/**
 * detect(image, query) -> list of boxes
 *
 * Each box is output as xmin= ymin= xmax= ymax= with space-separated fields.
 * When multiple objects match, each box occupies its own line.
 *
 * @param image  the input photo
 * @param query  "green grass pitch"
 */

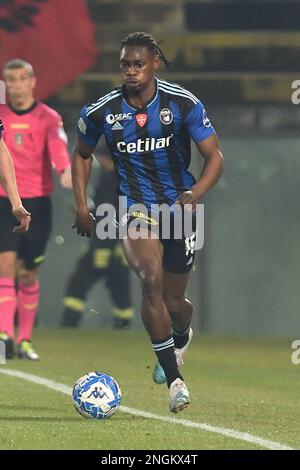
xmin=0 ymin=329 xmax=299 ymax=450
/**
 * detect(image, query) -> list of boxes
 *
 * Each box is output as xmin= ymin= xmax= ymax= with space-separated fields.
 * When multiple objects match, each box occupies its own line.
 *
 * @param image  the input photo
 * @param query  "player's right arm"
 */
xmin=72 ymin=107 xmax=102 ymax=237
xmin=0 ymin=128 xmax=31 ymax=233
xmin=72 ymin=140 xmax=95 ymax=237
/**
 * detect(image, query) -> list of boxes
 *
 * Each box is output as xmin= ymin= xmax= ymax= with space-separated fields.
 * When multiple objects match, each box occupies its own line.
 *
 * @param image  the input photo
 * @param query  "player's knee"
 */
xmin=18 ymin=269 xmax=38 ymax=286
xmin=0 ymin=263 xmax=15 ymax=278
xmin=0 ymin=253 xmax=16 ymax=277
xmin=138 ymin=264 xmax=162 ymax=298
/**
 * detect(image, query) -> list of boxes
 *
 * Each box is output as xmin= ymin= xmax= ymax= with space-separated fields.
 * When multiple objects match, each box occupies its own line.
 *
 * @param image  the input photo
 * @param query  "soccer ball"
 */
xmin=72 ymin=372 xmax=121 ymax=419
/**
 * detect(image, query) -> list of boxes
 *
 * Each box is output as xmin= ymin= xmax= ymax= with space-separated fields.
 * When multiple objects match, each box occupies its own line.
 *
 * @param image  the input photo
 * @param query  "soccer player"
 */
xmin=61 ymin=151 xmax=134 ymax=329
xmin=0 ymin=59 xmax=72 ymax=360
xmin=0 ymin=118 xmax=31 ymax=233
xmin=72 ymin=32 xmax=224 ymax=413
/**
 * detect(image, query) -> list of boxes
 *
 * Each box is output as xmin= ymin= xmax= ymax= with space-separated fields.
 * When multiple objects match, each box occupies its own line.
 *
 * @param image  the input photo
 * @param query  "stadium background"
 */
xmin=1 ymin=0 xmax=299 ymax=336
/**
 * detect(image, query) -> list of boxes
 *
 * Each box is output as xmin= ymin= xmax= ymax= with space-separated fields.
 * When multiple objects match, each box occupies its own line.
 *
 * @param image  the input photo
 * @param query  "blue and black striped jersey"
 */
xmin=77 ymin=78 xmax=215 ymax=208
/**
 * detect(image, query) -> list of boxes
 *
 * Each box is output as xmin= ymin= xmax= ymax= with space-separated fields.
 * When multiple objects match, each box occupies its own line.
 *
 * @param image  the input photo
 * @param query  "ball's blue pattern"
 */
xmin=73 ymin=372 xmax=121 ymax=419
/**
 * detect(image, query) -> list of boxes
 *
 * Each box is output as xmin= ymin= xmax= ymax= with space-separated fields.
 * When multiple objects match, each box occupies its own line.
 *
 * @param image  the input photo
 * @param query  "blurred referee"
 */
xmin=0 ymin=59 xmax=72 ymax=360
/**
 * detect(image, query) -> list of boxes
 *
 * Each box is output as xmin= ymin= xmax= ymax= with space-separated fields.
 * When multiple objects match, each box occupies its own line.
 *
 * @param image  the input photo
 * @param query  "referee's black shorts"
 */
xmin=0 ymin=196 xmax=52 ymax=269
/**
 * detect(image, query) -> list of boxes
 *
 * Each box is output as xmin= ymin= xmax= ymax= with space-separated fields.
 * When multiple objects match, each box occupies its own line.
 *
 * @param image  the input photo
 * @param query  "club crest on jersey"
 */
xmin=136 ymin=114 xmax=147 ymax=128
xmin=159 ymin=108 xmax=173 ymax=125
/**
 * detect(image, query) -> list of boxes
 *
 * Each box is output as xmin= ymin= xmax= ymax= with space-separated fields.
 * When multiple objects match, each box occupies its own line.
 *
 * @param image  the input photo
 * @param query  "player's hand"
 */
xmin=72 ymin=209 xmax=96 ymax=237
xmin=176 ymin=189 xmax=200 ymax=212
xmin=60 ymin=166 xmax=72 ymax=189
xmin=12 ymin=205 xmax=31 ymax=233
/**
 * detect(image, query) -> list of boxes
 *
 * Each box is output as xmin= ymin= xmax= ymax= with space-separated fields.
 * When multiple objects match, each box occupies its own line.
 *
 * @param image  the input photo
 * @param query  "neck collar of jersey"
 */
xmin=122 ymin=78 xmax=158 ymax=111
xmin=9 ymin=101 xmax=38 ymax=115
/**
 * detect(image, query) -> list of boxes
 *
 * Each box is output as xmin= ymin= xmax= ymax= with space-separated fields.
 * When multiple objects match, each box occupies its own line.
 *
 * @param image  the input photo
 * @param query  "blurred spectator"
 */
xmin=61 ymin=150 xmax=134 ymax=329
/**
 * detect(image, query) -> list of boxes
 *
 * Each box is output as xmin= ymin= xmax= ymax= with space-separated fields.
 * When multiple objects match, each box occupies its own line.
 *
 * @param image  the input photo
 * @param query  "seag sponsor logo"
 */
xmin=106 ymin=113 xmax=133 ymax=124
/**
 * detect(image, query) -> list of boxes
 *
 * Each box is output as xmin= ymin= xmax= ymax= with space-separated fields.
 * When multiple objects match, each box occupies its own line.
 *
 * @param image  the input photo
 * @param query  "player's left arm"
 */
xmin=47 ymin=113 xmax=72 ymax=189
xmin=193 ymin=132 xmax=223 ymax=196
xmin=178 ymin=134 xmax=223 ymax=209
xmin=178 ymin=102 xmax=224 ymax=209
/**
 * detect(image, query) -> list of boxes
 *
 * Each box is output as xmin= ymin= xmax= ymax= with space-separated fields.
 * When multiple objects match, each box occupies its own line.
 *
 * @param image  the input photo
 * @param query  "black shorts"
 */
xmin=0 ymin=196 xmax=52 ymax=269
xmin=117 ymin=207 xmax=198 ymax=274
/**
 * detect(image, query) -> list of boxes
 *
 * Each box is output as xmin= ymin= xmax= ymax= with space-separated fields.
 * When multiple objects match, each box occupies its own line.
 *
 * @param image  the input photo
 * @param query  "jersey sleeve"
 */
xmin=0 ymin=118 xmax=3 ymax=139
xmin=184 ymin=101 xmax=215 ymax=143
xmin=46 ymin=113 xmax=70 ymax=174
xmin=77 ymin=105 xmax=103 ymax=148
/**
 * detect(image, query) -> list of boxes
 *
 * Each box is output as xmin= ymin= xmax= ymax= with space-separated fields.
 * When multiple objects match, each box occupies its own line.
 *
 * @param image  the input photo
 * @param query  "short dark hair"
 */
xmin=121 ymin=32 xmax=171 ymax=67
xmin=3 ymin=59 xmax=34 ymax=77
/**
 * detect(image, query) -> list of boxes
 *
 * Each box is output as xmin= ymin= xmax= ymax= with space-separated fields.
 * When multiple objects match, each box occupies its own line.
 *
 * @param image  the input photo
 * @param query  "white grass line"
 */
xmin=0 ymin=368 xmax=294 ymax=451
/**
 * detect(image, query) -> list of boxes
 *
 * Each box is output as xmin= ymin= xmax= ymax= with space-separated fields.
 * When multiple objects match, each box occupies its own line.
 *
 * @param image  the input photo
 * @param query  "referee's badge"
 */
xmin=15 ymin=133 xmax=23 ymax=145
xmin=159 ymin=108 xmax=173 ymax=125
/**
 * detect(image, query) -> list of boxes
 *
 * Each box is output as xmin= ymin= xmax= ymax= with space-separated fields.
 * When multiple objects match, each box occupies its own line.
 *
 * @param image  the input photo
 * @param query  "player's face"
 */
xmin=4 ymin=67 xmax=36 ymax=106
xmin=120 ymin=46 xmax=159 ymax=93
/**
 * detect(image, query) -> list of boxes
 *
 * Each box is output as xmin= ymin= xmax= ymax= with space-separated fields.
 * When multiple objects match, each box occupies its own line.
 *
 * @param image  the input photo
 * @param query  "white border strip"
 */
xmin=0 ymin=368 xmax=294 ymax=450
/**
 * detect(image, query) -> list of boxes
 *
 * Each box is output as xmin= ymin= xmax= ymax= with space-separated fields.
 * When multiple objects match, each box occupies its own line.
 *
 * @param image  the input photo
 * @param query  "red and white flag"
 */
xmin=0 ymin=0 xmax=98 ymax=100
